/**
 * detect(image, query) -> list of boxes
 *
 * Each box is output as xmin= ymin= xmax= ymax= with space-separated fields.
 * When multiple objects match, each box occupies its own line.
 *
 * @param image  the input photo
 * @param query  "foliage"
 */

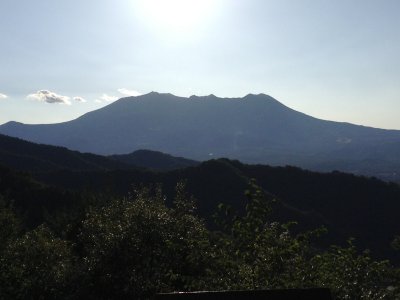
xmin=77 ymin=182 xmax=212 ymax=299
xmin=309 ymin=241 xmax=399 ymax=299
xmin=0 ymin=225 xmax=74 ymax=300
xmin=213 ymin=180 xmax=324 ymax=290
xmin=0 ymin=196 xmax=20 ymax=253
xmin=0 ymin=180 xmax=399 ymax=299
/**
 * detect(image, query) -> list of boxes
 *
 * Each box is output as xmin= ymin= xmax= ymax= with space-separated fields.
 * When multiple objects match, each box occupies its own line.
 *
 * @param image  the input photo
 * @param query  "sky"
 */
xmin=1 ymin=0 xmax=400 ymax=129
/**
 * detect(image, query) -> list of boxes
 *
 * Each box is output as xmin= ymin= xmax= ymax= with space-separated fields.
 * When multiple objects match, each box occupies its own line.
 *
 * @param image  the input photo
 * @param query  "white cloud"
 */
xmin=73 ymin=96 xmax=87 ymax=103
xmin=94 ymin=99 xmax=102 ymax=103
xmin=99 ymin=93 xmax=118 ymax=102
xmin=117 ymin=88 xmax=141 ymax=97
xmin=0 ymin=93 xmax=8 ymax=99
xmin=27 ymin=90 xmax=71 ymax=105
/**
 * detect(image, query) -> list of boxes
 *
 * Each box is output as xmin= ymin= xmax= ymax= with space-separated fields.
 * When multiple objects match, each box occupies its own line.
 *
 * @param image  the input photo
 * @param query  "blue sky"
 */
xmin=1 ymin=0 xmax=400 ymax=129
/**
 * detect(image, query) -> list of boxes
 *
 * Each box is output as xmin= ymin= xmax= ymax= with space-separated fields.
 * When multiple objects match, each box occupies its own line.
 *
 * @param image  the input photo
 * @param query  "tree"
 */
xmin=0 ymin=196 xmax=20 ymax=253
xmin=309 ymin=240 xmax=398 ymax=299
xmin=77 ymin=183 xmax=213 ymax=299
xmin=213 ymin=179 xmax=323 ymax=290
xmin=0 ymin=225 xmax=74 ymax=300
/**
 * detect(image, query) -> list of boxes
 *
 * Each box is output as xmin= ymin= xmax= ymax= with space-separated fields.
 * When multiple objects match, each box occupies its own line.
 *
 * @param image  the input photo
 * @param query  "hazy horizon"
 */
xmin=1 ymin=0 xmax=400 ymax=129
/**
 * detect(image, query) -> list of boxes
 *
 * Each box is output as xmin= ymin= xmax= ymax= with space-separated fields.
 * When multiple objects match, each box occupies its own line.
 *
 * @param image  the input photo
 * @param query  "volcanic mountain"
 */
xmin=1 ymin=92 xmax=400 ymax=179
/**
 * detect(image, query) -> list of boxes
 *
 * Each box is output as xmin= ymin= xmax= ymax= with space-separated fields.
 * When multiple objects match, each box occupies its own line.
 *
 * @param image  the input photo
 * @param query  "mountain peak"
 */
xmin=1 ymin=92 xmax=400 ymax=181
xmin=142 ymin=91 xmax=175 ymax=98
xmin=1 ymin=121 xmax=23 ymax=126
xmin=244 ymin=93 xmax=276 ymax=101
xmin=245 ymin=92 xmax=269 ymax=97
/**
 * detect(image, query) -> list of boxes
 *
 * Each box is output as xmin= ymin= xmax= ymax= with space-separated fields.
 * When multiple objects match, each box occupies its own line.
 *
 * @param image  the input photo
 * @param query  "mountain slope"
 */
xmin=0 ymin=134 xmax=200 ymax=172
xmin=1 ymin=92 xmax=400 ymax=178
xmin=0 ymin=133 xmax=131 ymax=172
xmin=1 ymin=132 xmax=399 ymax=260
xmin=33 ymin=158 xmax=400 ymax=261
xmin=109 ymin=149 xmax=199 ymax=170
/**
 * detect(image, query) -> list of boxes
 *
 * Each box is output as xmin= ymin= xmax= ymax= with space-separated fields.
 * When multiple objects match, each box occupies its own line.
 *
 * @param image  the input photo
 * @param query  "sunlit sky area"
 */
xmin=1 ymin=0 xmax=400 ymax=129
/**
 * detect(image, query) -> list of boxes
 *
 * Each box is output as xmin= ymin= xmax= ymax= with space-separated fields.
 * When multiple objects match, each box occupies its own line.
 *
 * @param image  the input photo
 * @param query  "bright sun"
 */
xmin=136 ymin=0 xmax=217 ymax=36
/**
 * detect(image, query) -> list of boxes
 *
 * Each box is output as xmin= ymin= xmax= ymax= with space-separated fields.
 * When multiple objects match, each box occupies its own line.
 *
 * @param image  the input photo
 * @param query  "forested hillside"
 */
xmin=1 ymin=166 xmax=399 ymax=299
xmin=109 ymin=149 xmax=199 ymax=170
xmin=0 ymin=133 xmax=197 ymax=172
xmin=0 ymin=133 xmax=130 ymax=172
xmin=1 ymin=135 xmax=400 ymax=298
xmin=3 ymin=155 xmax=400 ymax=261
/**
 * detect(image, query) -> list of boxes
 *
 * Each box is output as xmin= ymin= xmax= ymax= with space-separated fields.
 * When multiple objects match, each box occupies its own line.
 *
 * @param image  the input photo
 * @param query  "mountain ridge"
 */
xmin=0 ymin=133 xmax=197 ymax=172
xmin=1 ymin=92 xmax=400 ymax=179
xmin=32 ymin=157 xmax=400 ymax=261
xmin=109 ymin=149 xmax=199 ymax=171
xmin=1 ymin=131 xmax=400 ymax=260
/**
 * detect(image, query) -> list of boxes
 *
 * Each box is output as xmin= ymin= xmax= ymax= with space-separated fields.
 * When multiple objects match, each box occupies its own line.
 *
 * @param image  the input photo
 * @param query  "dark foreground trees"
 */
xmin=77 ymin=183 xmax=213 ymax=298
xmin=0 ymin=181 xmax=399 ymax=299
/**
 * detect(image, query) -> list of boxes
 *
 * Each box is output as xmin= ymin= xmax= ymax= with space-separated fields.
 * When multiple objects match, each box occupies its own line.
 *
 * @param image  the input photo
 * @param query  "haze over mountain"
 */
xmin=1 ymin=92 xmax=400 ymax=179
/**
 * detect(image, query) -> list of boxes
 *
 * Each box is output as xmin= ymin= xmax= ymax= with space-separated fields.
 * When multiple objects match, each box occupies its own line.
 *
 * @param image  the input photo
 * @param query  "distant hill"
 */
xmin=0 ymin=134 xmax=197 ymax=172
xmin=109 ymin=149 xmax=199 ymax=170
xmin=0 ymin=133 xmax=131 ymax=172
xmin=1 ymin=92 xmax=400 ymax=179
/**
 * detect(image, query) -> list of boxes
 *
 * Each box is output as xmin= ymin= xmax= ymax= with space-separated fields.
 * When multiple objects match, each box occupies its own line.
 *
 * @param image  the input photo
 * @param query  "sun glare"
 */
xmin=136 ymin=0 xmax=218 ymax=36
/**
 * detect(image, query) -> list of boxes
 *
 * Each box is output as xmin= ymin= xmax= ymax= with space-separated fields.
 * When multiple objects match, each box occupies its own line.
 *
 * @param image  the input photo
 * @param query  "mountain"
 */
xmin=32 ymin=158 xmax=400 ymax=262
xmin=1 ymin=92 xmax=400 ymax=179
xmin=0 ymin=133 xmax=132 ymax=172
xmin=1 ymin=132 xmax=399 ymax=260
xmin=109 ymin=149 xmax=199 ymax=170
xmin=0 ymin=133 xmax=195 ymax=172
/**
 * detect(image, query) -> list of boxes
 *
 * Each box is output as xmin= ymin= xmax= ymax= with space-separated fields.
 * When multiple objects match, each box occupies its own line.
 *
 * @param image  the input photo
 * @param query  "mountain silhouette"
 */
xmin=1 ymin=92 xmax=400 ymax=179
xmin=109 ymin=149 xmax=199 ymax=170
xmin=0 ymin=133 xmax=130 ymax=172
xmin=0 ymin=133 xmax=195 ymax=172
